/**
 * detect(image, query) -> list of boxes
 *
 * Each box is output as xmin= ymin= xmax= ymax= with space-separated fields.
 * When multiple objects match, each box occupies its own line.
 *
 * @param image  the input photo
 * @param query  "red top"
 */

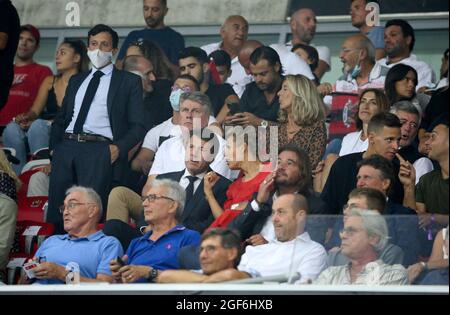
xmin=0 ymin=63 xmax=52 ymax=125
xmin=208 ymin=164 xmax=273 ymax=230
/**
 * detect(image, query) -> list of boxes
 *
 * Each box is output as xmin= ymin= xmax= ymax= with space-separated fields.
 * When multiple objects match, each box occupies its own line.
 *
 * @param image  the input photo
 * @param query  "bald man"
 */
xmin=271 ymin=8 xmax=331 ymax=80
xmin=202 ymin=15 xmax=252 ymax=97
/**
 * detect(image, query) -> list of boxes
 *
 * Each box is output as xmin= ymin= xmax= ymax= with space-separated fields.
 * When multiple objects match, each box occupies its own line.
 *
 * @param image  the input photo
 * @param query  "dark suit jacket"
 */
xmin=49 ymin=67 xmax=146 ymax=182
xmin=157 ymin=169 xmax=231 ymax=234
xmin=228 ymin=190 xmax=330 ymax=244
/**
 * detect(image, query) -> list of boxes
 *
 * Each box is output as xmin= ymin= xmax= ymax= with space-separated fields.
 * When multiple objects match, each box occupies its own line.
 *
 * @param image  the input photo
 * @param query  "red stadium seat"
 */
xmin=327 ymin=92 xmax=359 ymax=141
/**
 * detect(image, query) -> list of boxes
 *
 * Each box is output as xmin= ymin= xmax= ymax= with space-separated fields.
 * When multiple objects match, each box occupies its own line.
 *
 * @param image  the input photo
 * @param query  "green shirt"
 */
xmin=416 ymin=170 xmax=449 ymax=215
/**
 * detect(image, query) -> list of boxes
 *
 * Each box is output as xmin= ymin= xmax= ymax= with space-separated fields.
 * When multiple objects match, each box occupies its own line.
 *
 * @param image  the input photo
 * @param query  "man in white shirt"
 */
xmin=271 ymin=8 xmax=331 ymax=80
xmin=201 ymin=15 xmax=250 ymax=97
xmin=237 ymin=194 xmax=327 ymax=284
xmin=316 ymin=208 xmax=408 ymax=285
xmin=148 ymin=91 xmax=237 ymax=184
xmin=131 ymin=74 xmax=200 ymax=176
xmin=375 ymin=19 xmax=435 ymax=91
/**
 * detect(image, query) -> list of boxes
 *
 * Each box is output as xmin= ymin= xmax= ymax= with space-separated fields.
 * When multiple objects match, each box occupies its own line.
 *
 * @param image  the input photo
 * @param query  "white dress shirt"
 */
xmin=238 ymin=232 xmax=328 ymax=283
xmin=66 ymin=64 xmax=114 ymax=139
xmin=142 ymin=116 xmax=217 ymax=152
xmin=201 ymin=42 xmax=253 ymax=97
xmin=179 ymin=168 xmax=207 ymax=194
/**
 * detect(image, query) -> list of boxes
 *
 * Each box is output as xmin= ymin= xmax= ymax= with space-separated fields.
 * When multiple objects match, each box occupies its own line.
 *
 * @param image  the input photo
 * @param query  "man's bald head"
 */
xmin=238 ymin=40 xmax=263 ymax=74
xmin=220 ymin=15 xmax=249 ymax=51
xmin=290 ymin=8 xmax=317 ymax=44
xmin=343 ymin=33 xmax=376 ymax=64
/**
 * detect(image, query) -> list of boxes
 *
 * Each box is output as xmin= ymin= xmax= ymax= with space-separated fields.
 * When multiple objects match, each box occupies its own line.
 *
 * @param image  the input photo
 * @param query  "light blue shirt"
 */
xmin=367 ymin=26 xmax=385 ymax=49
xmin=66 ymin=64 xmax=114 ymax=139
xmin=34 ymin=230 xmax=123 ymax=284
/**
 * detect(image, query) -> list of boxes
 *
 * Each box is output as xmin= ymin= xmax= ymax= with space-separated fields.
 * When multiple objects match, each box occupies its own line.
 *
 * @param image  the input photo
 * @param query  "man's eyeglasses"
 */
xmin=141 ymin=194 xmax=175 ymax=203
xmin=59 ymin=202 xmax=95 ymax=213
xmin=340 ymin=227 xmax=364 ymax=237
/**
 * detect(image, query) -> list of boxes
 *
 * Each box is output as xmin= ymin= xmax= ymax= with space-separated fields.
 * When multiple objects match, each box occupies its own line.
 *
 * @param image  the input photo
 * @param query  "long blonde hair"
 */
xmin=278 ymin=74 xmax=326 ymax=126
xmin=0 ymin=150 xmax=21 ymax=190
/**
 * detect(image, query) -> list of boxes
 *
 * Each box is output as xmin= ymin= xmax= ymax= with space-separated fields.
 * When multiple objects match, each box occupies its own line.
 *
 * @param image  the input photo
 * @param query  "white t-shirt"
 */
xmin=201 ymin=42 xmax=252 ymax=98
xmin=142 ymin=116 xmax=217 ymax=153
xmin=375 ymin=54 xmax=436 ymax=90
xmin=238 ymin=232 xmax=327 ymax=283
xmin=272 ymin=41 xmax=331 ymax=67
xmin=270 ymin=44 xmax=315 ymax=80
xmin=414 ymin=157 xmax=434 ymax=185
xmin=339 ymin=130 xmax=369 ymax=157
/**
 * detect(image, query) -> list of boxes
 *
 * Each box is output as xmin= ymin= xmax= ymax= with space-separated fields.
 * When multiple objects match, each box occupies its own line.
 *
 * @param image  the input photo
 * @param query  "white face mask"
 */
xmin=87 ymin=49 xmax=113 ymax=69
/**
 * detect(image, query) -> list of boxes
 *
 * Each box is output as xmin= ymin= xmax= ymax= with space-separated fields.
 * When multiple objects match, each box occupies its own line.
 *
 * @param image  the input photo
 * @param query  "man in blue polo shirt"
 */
xmin=24 ymin=186 xmax=123 ymax=284
xmin=110 ymin=179 xmax=200 ymax=283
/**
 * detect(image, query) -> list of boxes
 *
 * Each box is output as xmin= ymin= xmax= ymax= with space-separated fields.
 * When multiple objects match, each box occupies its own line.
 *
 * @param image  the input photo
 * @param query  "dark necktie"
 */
xmin=73 ymin=70 xmax=105 ymax=134
xmin=185 ymin=176 xmax=198 ymax=205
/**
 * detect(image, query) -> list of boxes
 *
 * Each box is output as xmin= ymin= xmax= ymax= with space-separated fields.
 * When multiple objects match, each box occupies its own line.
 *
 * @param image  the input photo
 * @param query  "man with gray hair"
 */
xmin=321 ymin=34 xmax=385 ymax=98
xmin=109 ymin=179 xmax=200 ymax=283
xmin=316 ymin=208 xmax=408 ymax=285
xmin=390 ymin=101 xmax=433 ymax=184
xmin=148 ymin=91 xmax=237 ymax=183
xmin=21 ymin=186 xmax=123 ymax=284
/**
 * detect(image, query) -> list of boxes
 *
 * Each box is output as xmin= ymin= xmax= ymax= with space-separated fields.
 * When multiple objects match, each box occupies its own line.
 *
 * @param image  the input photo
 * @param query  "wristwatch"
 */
xmin=260 ymin=120 xmax=268 ymax=128
xmin=147 ymin=268 xmax=159 ymax=283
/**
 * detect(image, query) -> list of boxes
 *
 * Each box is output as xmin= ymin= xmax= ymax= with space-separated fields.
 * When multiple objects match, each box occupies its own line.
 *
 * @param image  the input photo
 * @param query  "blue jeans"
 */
xmin=322 ymin=138 xmax=342 ymax=160
xmin=3 ymin=119 xmax=51 ymax=174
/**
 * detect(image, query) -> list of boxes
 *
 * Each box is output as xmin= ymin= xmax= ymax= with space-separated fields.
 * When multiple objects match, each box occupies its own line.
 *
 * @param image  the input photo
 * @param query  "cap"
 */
xmin=20 ymin=24 xmax=41 ymax=45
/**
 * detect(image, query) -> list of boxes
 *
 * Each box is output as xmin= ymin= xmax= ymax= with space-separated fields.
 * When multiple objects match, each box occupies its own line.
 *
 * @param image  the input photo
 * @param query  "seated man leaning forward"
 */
xmin=232 ymin=194 xmax=327 ymax=283
xmin=156 ymin=228 xmax=247 ymax=283
xmin=22 ymin=186 xmax=123 ymax=284
xmin=109 ymin=179 xmax=201 ymax=283
xmin=315 ymin=208 xmax=408 ymax=285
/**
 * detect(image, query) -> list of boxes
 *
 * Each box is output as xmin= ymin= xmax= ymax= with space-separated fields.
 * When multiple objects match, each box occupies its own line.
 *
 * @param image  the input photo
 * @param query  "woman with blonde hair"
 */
xmin=274 ymin=74 xmax=327 ymax=169
xmin=0 ymin=150 xmax=21 ymax=282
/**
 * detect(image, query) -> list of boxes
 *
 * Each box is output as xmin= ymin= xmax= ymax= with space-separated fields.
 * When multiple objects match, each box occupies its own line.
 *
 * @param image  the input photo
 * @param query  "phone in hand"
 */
xmin=227 ymin=102 xmax=241 ymax=115
xmin=116 ymin=256 xmax=125 ymax=267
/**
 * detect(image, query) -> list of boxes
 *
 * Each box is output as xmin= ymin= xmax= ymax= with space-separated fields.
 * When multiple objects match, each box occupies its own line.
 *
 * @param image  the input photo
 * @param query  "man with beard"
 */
xmin=178 ymin=47 xmax=238 ymax=121
xmin=116 ymin=0 xmax=184 ymax=67
xmin=271 ymin=8 xmax=331 ymax=80
xmin=375 ymin=19 xmax=435 ymax=91
xmin=0 ymin=25 xmax=52 ymax=126
xmin=228 ymin=145 xmax=330 ymax=245
xmin=226 ymin=46 xmax=283 ymax=128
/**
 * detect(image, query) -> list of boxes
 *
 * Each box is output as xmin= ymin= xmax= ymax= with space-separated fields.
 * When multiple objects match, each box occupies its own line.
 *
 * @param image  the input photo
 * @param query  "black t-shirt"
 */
xmin=205 ymin=83 xmax=236 ymax=117
xmin=0 ymin=0 xmax=20 ymax=109
xmin=142 ymin=79 xmax=173 ymax=131
xmin=321 ymin=152 xmax=405 ymax=215
xmin=240 ymin=81 xmax=281 ymax=122
xmin=421 ymin=88 xmax=449 ymax=132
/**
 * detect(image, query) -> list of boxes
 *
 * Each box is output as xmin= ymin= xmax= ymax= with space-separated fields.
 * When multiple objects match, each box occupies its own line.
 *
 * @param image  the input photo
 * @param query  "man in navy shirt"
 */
xmin=116 ymin=0 xmax=185 ymax=67
xmin=109 ymin=179 xmax=200 ymax=283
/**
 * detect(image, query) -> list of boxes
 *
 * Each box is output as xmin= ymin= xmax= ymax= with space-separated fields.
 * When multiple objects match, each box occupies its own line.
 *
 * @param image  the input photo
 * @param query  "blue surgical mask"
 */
xmin=350 ymin=64 xmax=361 ymax=79
xmin=169 ymin=89 xmax=183 ymax=112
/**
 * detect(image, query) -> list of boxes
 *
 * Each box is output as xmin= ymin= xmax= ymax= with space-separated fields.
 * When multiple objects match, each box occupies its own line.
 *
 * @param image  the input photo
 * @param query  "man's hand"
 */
xmin=418 ymin=213 xmax=433 ymax=229
xmin=42 ymin=164 xmax=52 ymax=176
xmin=228 ymin=112 xmax=262 ymax=127
xmin=109 ymin=145 xmax=120 ymax=164
xmin=34 ymin=262 xmax=66 ymax=281
xmin=120 ymin=265 xmax=152 ymax=283
xmin=317 ymin=83 xmax=333 ymax=96
xmin=110 ymin=255 xmax=128 ymax=282
xmin=397 ymin=153 xmax=416 ymax=188
xmin=256 ymin=171 xmax=276 ymax=204
xmin=246 ymin=234 xmax=268 ymax=246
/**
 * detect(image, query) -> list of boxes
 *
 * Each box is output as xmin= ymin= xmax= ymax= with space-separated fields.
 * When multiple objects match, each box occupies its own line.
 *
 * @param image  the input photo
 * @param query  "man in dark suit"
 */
xmin=103 ymin=129 xmax=231 ymax=250
xmin=48 ymin=24 xmax=145 ymax=233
